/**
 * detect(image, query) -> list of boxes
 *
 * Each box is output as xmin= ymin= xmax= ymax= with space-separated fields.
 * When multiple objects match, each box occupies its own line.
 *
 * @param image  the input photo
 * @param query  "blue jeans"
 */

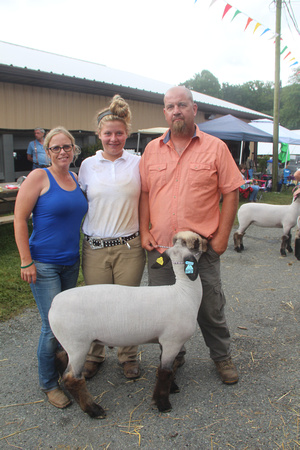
xmin=30 ymin=259 xmax=80 ymax=391
xmin=249 ymin=185 xmax=260 ymax=202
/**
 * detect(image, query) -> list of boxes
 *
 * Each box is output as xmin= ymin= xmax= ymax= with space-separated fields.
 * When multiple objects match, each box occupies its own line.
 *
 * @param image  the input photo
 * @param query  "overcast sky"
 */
xmin=0 ymin=0 xmax=299 ymax=87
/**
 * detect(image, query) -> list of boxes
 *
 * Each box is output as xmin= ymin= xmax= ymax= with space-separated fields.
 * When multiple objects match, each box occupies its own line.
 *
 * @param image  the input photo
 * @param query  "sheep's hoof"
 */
xmin=280 ymin=250 xmax=287 ymax=257
xmin=287 ymin=246 xmax=293 ymax=253
xmin=234 ymin=247 xmax=241 ymax=253
xmin=155 ymin=398 xmax=172 ymax=413
xmin=170 ymin=380 xmax=180 ymax=394
xmin=86 ymin=403 xmax=106 ymax=419
xmin=240 ymin=244 xmax=244 ymax=251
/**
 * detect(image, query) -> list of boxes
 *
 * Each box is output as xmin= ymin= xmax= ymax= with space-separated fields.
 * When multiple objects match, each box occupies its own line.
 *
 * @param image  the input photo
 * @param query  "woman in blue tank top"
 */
xmin=14 ymin=127 xmax=88 ymax=410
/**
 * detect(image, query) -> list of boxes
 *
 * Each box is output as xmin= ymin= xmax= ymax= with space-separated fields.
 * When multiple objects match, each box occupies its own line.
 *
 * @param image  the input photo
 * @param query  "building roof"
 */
xmin=0 ymin=41 xmax=270 ymax=120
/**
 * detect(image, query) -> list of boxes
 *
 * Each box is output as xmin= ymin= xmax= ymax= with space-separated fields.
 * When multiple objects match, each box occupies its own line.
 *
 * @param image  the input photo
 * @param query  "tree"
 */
xmin=180 ymin=70 xmax=221 ymax=98
xmin=280 ymin=83 xmax=300 ymax=129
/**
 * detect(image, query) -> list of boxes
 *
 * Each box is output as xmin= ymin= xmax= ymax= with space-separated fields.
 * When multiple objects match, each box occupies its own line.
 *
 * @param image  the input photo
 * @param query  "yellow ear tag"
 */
xmin=156 ymin=256 xmax=164 ymax=266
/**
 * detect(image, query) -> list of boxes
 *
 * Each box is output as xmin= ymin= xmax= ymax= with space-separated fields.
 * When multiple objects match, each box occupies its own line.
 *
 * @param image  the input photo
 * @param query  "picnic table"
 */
xmin=0 ymin=182 xmax=19 ymax=223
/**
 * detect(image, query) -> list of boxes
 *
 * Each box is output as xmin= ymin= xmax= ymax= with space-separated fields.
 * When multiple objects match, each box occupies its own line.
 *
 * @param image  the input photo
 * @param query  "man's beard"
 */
xmin=172 ymin=119 xmax=187 ymax=135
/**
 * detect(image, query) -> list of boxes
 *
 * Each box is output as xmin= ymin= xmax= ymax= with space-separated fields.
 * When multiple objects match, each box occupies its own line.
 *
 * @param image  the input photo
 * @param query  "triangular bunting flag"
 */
xmin=222 ymin=4 xmax=232 ymax=19
xmin=284 ymin=51 xmax=291 ymax=60
xmin=260 ymin=27 xmax=270 ymax=37
xmin=280 ymin=45 xmax=288 ymax=55
xmin=210 ymin=0 xmax=218 ymax=6
xmin=244 ymin=17 xmax=253 ymax=31
xmin=231 ymin=9 xmax=241 ymax=21
xmin=253 ymin=22 xmax=262 ymax=33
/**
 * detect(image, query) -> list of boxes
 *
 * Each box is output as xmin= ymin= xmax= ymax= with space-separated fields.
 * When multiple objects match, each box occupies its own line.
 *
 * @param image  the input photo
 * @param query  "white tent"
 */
xmin=257 ymin=129 xmax=300 ymax=155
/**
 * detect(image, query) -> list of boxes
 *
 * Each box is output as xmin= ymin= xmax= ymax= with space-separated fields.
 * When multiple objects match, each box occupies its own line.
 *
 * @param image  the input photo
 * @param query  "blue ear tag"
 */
xmin=185 ymin=261 xmax=194 ymax=274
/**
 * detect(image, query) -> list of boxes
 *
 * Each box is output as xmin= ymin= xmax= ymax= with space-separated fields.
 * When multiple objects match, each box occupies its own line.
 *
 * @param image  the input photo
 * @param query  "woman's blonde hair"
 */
xmin=44 ymin=126 xmax=81 ymax=162
xmin=96 ymin=95 xmax=131 ymax=135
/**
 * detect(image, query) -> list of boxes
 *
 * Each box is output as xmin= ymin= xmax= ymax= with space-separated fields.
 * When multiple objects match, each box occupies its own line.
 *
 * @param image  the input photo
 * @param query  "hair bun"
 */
xmin=110 ymin=95 xmax=131 ymax=121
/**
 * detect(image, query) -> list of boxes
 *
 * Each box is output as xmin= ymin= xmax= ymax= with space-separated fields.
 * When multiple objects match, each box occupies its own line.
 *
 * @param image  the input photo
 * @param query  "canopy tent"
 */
xmin=197 ymin=115 xmax=274 ymax=143
xmin=250 ymin=119 xmax=300 ymax=145
xmin=136 ymin=127 xmax=168 ymax=152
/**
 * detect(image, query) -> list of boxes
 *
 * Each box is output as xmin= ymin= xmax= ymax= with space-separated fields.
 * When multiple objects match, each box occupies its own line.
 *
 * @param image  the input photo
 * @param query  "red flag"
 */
xmin=244 ymin=17 xmax=253 ymax=31
xmin=222 ymin=4 xmax=232 ymax=19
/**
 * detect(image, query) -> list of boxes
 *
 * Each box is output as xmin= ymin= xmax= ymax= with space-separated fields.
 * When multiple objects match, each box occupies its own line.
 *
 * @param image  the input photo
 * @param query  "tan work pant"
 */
xmin=82 ymin=236 xmax=146 ymax=364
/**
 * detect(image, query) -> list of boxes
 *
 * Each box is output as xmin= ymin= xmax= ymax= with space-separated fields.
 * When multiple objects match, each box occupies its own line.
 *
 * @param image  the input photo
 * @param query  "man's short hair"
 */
xmin=34 ymin=127 xmax=45 ymax=134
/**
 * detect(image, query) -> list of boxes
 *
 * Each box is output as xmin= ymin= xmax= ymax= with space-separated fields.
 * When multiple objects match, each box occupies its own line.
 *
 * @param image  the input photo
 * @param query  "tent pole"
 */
xmin=239 ymin=141 xmax=243 ymax=165
xmin=137 ymin=132 xmax=140 ymax=154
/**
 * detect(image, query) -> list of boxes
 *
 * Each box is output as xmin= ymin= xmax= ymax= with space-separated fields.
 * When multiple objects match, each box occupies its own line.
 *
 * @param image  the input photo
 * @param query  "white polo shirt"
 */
xmin=78 ymin=150 xmax=141 ymax=238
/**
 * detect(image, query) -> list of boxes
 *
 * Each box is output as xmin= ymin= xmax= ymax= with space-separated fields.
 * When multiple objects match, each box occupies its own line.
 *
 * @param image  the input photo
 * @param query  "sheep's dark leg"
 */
xmin=280 ymin=235 xmax=288 ymax=256
xmin=153 ymin=368 xmax=173 ymax=412
xmin=234 ymin=232 xmax=244 ymax=252
xmin=55 ymin=350 xmax=68 ymax=377
xmin=63 ymin=372 xmax=106 ymax=419
xmin=286 ymin=231 xmax=293 ymax=253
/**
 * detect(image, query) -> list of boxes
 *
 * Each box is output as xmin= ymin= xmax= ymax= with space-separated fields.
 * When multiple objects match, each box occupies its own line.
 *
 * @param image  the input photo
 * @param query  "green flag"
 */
xmin=278 ymin=143 xmax=290 ymax=164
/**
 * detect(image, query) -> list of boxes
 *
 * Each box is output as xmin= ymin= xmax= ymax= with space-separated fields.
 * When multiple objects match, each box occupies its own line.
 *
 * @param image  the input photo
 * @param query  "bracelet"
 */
xmin=21 ymin=261 xmax=34 ymax=269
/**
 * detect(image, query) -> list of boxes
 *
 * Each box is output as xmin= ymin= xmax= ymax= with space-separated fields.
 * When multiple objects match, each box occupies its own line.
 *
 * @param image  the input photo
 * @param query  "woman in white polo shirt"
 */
xmin=78 ymin=95 xmax=145 ymax=380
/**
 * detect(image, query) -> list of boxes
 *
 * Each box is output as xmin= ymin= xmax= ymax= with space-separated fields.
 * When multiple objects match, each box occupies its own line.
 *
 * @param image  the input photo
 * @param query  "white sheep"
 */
xmin=233 ymin=192 xmax=300 ymax=256
xmin=48 ymin=231 xmax=207 ymax=418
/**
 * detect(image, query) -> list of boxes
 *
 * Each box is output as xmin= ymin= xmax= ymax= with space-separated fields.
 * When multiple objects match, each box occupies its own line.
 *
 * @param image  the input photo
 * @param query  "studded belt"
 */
xmin=84 ymin=232 xmax=140 ymax=250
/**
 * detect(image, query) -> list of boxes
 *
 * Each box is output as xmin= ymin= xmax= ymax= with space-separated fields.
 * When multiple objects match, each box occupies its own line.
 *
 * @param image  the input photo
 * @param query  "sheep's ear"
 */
xmin=151 ymin=252 xmax=171 ymax=269
xmin=184 ymin=256 xmax=199 ymax=281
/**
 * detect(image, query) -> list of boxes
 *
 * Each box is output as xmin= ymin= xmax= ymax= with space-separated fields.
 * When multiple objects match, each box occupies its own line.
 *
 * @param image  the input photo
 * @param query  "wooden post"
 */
xmin=272 ymin=0 xmax=282 ymax=192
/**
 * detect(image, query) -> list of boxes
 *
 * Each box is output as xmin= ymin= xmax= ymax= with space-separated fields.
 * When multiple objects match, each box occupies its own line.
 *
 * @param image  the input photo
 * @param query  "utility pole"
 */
xmin=272 ymin=0 xmax=282 ymax=192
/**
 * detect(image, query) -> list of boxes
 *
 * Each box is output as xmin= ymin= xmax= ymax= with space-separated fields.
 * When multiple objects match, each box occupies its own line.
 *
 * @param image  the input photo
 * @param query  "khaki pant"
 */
xmin=82 ymin=236 xmax=146 ymax=364
xmin=147 ymin=245 xmax=231 ymax=361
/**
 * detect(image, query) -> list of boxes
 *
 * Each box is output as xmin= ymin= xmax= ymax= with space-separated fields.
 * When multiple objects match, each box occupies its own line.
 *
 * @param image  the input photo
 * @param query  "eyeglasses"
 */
xmin=48 ymin=144 xmax=74 ymax=153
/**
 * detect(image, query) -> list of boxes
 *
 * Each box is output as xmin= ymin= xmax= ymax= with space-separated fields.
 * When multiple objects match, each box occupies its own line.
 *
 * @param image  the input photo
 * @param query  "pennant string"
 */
xmin=202 ymin=0 xmax=299 ymax=72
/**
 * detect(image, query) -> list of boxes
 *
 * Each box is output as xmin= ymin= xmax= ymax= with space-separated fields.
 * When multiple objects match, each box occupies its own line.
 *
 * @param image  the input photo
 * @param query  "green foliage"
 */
xmin=257 ymin=155 xmax=270 ymax=173
xmin=0 ymin=222 xmax=85 ymax=322
xmin=180 ymin=70 xmax=221 ymax=98
xmin=180 ymin=70 xmax=300 ymax=129
xmin=80 ymin=139 xmax=102 ymax=161
xmin=279 ymin=83 xmax=300 ymax=129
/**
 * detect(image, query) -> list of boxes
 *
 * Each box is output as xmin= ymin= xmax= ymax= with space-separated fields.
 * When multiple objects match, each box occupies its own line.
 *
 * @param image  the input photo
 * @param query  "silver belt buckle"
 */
xmin=90 ymin=238 xmax=104 ymax=250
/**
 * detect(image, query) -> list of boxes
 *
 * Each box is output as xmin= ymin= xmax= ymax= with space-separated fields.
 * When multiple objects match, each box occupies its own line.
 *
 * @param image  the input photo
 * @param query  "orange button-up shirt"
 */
xmin=139 ymin=126 xmax=243 ymax=249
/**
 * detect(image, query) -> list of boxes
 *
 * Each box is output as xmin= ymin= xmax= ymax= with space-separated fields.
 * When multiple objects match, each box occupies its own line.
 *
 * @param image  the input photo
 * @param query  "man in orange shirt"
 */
xmin=139 ymin=86 xmax=243 ymax=384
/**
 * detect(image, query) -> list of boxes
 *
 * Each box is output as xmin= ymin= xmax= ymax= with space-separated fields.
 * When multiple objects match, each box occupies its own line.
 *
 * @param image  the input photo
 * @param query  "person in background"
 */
xmin=246 ymin=154 xmax=255 ymax=179
xmin=14 ymin=127 xmax=88 ymax=409
xmin=78 ymin=95 xmax=145 ymax=380
xmin=27 ymin=127 xmax=51 ymax=169
xmin=239 ymin=163 xmax=260 ymax=202
xmin=139 ymin=86 xmax=243 ymax=385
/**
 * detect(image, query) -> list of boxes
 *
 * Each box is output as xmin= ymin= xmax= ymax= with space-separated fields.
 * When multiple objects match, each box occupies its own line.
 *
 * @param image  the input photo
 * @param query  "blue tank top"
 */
xmin=29 ymin=169 xmax=88 ymax=264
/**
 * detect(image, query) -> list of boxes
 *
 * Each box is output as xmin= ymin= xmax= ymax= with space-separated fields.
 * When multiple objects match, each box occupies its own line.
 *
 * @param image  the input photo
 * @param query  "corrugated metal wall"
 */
xmin=0 ymin=82 xmax=204 ymax=132
xmin=0 ymin=82 xmax=172 ymax=132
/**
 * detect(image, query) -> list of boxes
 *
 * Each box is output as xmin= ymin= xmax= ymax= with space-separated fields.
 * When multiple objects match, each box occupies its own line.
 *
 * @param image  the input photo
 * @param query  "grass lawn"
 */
xmin=0 ymin=188 xmax=295 ymax=321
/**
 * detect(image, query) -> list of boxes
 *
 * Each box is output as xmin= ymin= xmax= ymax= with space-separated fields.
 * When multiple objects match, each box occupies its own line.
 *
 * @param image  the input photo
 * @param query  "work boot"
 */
xmin=122 ymin=361 xmax=141 ymax=379
xmin=46 ymin=388 xmax=71 ymax=409
xmin=214 ymin=357 xmax=239 ymax=384
xmin=82 ymin=359 xmax=105 ymax=379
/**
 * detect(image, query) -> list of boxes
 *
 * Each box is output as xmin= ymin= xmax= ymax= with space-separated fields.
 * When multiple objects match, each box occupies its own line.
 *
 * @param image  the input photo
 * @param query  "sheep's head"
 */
xmin=151 ymin=231 xmax=207 ymax=281
xmin=172 ymin=231 xmax=208 ymax=254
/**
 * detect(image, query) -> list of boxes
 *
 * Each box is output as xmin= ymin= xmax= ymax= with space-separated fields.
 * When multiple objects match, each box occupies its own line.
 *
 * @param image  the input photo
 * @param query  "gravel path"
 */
xmin=1 ymin=226 xmax=299 ymax=449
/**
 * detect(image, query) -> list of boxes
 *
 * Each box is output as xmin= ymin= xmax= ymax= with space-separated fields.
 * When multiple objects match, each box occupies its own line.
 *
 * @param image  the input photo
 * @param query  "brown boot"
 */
xmin=122 ymin=361 xmax=140 ymax=379
xmin=46 ymin=388 xmax=71 ymax=409
xmin=82 ymin=359 xmax=104 ymax=379
xmin=214 ymin=358 xmax=239 ymax=385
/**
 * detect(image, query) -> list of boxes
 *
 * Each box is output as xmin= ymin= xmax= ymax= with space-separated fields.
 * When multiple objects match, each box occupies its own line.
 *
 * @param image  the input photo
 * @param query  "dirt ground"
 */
xmin=0 ymin=226 xmax=299 ymax=449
